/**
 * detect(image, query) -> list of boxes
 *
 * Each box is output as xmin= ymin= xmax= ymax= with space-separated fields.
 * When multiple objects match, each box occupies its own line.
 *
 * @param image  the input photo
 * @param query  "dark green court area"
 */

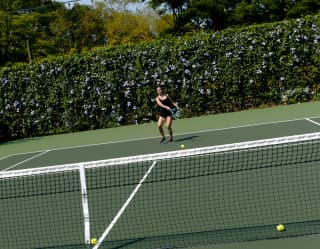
xmin=1 ymin=102 xmax=320 ymax=249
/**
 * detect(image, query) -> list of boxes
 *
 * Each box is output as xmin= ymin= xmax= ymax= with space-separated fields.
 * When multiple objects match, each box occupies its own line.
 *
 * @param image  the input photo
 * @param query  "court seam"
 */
xmin=1 ymin=116 xmax=320 ymax=161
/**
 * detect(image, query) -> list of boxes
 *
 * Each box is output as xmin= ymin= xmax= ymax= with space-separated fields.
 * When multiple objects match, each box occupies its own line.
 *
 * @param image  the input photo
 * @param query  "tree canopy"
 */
xmin=0 ymin=0 xmax=319 ymax=66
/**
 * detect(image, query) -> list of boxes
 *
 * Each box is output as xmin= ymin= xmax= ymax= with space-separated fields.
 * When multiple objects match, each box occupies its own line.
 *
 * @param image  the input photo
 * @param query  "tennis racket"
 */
xmin=170 ymin=108 xmax=183 ymax=120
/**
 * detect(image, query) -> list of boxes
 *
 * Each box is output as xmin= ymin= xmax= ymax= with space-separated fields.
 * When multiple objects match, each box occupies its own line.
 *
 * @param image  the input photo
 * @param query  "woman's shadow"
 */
xmin=174 ymin=135 xmax=199 ymax=142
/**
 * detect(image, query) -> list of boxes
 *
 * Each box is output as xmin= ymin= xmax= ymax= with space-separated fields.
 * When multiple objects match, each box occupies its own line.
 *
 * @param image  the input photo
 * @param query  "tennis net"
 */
xmin=1 ymin=132 xmax=320 ymax=249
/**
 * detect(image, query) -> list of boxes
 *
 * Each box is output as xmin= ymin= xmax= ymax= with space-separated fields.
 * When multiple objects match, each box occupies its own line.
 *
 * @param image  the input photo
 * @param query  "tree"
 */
xmin=0 ymin=11 xmax=10 ymax=63
xmin=0 ymin=0 xmax=63 ymax=65
xmin=183 ymin=0 xmax=227 ymax=30
xmin=287 ymin=0 xmax=320 ymax=18
xmin=50 ymin=4 xmax=92 ymax=53
xmin=143 ymin=0 xmax=190 ymax=31
xmin=104 ymin=10 xmax=156 ymax=45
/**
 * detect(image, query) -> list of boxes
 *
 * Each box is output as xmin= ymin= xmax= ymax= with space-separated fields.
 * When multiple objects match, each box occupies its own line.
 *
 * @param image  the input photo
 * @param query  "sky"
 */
xmin=56 ymin=0 xmax=94 ymax=7
xmin=56 ymin=0 xmax=147 ymax=12
xmin=77 ymin=0 xmax=92 ymax=6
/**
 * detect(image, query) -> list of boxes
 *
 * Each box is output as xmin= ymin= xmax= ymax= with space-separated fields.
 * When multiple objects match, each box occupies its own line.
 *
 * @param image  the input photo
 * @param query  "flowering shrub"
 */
xmin=1 ymin=15 xmax=319 ymax=140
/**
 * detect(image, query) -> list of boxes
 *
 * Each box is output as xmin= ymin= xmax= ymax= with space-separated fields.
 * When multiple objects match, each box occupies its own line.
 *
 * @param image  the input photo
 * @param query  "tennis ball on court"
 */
xmin=180 ymin=144 xmax=185 ymax=149
xmin=276 ymin=224 xmax=285 ymax=232
xmin=91 ymin=238 xmax=97 ymax=245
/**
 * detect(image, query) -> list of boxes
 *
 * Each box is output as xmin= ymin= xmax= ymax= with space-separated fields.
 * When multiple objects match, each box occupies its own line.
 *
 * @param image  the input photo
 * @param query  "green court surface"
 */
xmin=1 ymin=101 xmax=320 ymax=249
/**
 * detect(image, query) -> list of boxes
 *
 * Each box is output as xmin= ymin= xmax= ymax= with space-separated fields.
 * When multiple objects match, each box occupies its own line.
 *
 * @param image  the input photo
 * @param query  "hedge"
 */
xmin=0 ymin=15 xmax=319 ymax=140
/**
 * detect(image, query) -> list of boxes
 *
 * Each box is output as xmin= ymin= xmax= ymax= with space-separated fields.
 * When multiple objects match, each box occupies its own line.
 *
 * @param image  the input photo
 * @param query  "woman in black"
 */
xmin=155 ymin=86 xmax=178 ymax=144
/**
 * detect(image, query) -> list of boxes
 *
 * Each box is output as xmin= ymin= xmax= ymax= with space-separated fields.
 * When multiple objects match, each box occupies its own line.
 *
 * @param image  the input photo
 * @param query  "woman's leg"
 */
xmin=158 ymin=116 xmax=166 ymax=143
xmin=166 ymin=116 xmax=173 ymax=141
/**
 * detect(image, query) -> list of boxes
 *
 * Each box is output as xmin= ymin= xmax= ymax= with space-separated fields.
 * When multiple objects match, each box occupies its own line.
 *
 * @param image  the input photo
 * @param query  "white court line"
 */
xmin=305 ymin=118 xmax=320 ymax=126
xmin=93 ymin=161 xmax=157 ymax=249
xmin=0 ymin=154 xmax=14 ymax=162
xmin=1 ymin=150 xmax=50 ymax=172
xmin=0 ymin=150 xmax=48 ymax=162
xmin=1 ymin=115 xmax=320 ymax=161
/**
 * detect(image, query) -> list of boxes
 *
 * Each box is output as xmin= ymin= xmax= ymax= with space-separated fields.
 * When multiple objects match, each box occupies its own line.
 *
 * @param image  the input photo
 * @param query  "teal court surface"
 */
xmin=1 ymin=101 xmax=320 ymax=249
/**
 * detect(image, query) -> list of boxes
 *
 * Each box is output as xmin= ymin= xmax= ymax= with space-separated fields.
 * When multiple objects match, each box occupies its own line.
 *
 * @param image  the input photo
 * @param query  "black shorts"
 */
xmin=159 ymin=109 xmax=172 ymax=118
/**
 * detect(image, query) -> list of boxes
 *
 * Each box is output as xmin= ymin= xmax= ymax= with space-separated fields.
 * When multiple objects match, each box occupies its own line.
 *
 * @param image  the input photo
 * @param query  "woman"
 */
xmin=155 ymin=86 xmax=178 ymax=144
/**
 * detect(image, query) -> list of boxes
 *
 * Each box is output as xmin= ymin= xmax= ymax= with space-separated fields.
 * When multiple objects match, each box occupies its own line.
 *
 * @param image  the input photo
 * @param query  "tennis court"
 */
xmin=1 ymin=101 xmax=320 ymax=249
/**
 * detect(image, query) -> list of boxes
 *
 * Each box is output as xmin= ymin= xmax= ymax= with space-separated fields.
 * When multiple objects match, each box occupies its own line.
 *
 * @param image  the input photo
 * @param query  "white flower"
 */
xmin=85 ymin=76 xmax=90 ymax=84
xmin=2 ymin=79 xmax=9 ymax=85
xmin=13 ymin=100 xmax=20 ymax=108
xmin=199 ymin=88 xmax=205 ymax=95
xmin=125 ymin=89 xmax=130 ymax=97
xmin=96 ymin=88 xmax=101 ymax=95
xmin=226 ymin=52 xmax=232 ymax=58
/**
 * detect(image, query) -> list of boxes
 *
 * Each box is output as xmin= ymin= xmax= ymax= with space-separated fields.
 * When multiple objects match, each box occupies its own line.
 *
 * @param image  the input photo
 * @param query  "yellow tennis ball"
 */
xmin=181 ymin=144 xmax=185 ymax=149
xmin=276 ymin=224 xmax=285 ymax=232
xmin=91 ymin=238 xmax=97 ymax=245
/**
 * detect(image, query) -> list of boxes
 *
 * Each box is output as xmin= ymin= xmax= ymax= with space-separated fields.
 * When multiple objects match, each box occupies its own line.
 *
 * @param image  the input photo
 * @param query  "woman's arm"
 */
xmin=156 ymin=96 xmax=170 ymax=110
xmin=167 ymin=95 xmax=178 ymax=108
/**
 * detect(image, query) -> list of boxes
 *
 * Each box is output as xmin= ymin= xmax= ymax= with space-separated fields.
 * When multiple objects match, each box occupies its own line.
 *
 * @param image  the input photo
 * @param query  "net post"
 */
xmin=79 ymin=163 xmax=91 ymax=245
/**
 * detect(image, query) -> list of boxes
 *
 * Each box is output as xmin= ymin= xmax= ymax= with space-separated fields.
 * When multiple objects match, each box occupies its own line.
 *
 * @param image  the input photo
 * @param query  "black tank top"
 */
xmin=160 ymin=97 xmax=171 ymax=107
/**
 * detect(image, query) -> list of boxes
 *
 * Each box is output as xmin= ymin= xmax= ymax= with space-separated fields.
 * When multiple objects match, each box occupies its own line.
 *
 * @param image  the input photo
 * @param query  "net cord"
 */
xmin=1 ymin=132 xmax=320 ymax=179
